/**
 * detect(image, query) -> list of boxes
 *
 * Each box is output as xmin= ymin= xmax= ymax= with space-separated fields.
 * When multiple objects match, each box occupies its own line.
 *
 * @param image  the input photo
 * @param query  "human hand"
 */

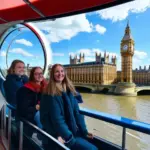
xmin=58 ymin=136 xmax=65 ymax=144
xmin=35 ymin=104 xmax=40 ymax=110
xmin=87 ymin=132 xmax=94 ymax=139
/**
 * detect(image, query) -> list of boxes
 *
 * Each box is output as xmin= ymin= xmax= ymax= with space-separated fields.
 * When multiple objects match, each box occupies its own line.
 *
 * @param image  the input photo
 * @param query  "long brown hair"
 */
xmin=44 ymin=64 xmax=77 ymax=96
xmin=7 ymin=59 xmax=25 ymax=74
xmin=29 ymin=67 xmax=43 ymax=82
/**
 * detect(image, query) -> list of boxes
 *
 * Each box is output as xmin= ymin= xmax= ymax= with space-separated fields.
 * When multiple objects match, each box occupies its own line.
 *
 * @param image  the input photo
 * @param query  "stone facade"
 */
xmin=117 ymin=23 xmax=150 ymax=85
xmin=64 ymin=52 xmax=117 ymax=85
xmin=120 ymin=22 xmax=134 ymax=83
xmin=117 ymin=67 xmax=150 ymax=85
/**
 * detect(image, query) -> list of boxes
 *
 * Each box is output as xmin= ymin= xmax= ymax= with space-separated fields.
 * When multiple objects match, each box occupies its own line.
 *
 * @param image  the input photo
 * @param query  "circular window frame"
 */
xmin=0 ymin=23 xmax=52 ymax=80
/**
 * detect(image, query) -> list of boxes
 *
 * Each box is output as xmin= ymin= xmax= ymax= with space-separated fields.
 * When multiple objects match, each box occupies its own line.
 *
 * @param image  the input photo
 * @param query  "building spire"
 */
xmin=104 ymin=50 xmax=106 ymax=57
xmin=127 ymin=18 xmax=129 ymax=28
xmin=125 ymin=19 xmax=130 ymax=34
xmin=122 ymin=19 xmax=132 ymax=41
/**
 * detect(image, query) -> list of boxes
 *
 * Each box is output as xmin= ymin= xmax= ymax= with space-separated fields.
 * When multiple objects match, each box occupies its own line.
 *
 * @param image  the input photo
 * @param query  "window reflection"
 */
xmin=0 ymin=24 xmax=45 ymax=78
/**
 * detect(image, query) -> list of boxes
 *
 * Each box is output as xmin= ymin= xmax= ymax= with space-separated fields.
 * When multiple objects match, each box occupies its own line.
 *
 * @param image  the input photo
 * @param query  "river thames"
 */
xmin=80 ymin=93 xmax=150 ymax=150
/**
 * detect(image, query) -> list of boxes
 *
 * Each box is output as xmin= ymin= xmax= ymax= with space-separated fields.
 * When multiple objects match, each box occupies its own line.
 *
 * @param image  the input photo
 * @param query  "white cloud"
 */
xmin=77 ymin=49 xmax=94 ymax=56
xmin=117 ymin=56 xmax=121 ymax=71
xmin=95 ymin=24 xmax=106 ymax=34
xmin=97 ymin=0 xmax=150 ymax=22
xmin=132 ymin=50 xmax=148 ymax=69
xmin=0 ymin=51 xmax=6 ymax=57
xmin=85 ymin=57 xmax=95 ymax=62
xmin=9 ymin=48 xmax=33 ymax=57
xmin=15 ymin=39 xmax=33 ymax=47
xmin=133 ymin=57 xmax=145 ymax=70
xmin=52 ymin=53 xmax=64 ymax=56
xmin=134 ymin=50 xmax=147 ymax=59
xmin=33 ymin=14 xmax=93 ymax=43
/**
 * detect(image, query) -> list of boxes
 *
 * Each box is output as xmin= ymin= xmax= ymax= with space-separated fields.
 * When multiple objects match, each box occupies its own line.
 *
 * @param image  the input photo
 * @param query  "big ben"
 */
xmin=121 ymin=22 xmax=134 ymax=83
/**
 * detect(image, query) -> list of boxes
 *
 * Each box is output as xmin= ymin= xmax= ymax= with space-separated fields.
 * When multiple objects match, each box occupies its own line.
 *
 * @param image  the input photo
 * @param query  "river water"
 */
xmin=80 ymin=93 xmax=150 ymax=150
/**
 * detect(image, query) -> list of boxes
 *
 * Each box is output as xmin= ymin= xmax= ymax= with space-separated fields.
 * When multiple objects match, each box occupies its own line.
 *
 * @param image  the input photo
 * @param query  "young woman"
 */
xmin=16 ymin=67 xmax=47 ymax=127
xmin=4 ymin=59 xmax=28 ymax=106
xmin=40 ymin=64 xmax=98 ymax=150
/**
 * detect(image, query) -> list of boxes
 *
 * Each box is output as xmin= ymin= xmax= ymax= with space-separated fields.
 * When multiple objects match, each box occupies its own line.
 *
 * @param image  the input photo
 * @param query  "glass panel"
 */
xmin=0 ymin=24 xmax=45 ymax=78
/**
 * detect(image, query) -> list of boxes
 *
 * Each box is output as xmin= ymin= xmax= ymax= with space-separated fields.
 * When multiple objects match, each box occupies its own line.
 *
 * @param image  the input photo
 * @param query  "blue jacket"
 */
xmin=75 ymin=92 xmax=83 ymax=103
xmin=3 ymin=74 xmax=28 ymax=106
xmin=40 ymin=91 xmax=88 ymax=148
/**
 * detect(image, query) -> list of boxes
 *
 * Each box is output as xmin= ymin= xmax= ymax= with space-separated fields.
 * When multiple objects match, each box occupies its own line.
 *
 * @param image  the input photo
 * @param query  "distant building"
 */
xmin=120 ymin=21 xmax=134 ymax=83
xmin=25 ymin=64 xmax=33 ymax=76
xmin=70 ymin=53 xmax=85 ymax=64
xmin=117 ymin=23 xmax=150 ymax=85
xmin=64 ymin=52 xmax=117 ymax=85
xmin=132 ymin=66 xmax=150 ymax=85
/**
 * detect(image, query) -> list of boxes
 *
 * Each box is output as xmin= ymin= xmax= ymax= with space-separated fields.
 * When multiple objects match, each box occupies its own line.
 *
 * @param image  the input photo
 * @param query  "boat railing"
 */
xmin=80 ymin=107 xmax=150 ymax=150
xmin=1 ymin=103 xmax=70 ymax=150
xmin=1 ymin=103 xmax=150 ymax=150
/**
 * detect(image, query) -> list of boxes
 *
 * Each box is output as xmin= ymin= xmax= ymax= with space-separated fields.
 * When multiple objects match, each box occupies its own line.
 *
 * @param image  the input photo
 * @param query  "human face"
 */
xmin=54 ymin=66 xmax=65 ymax=83
xmin=34 ymin=68 xmax=44 ymax=83
xmin=14 ymin=62 xmax=25 ymax=76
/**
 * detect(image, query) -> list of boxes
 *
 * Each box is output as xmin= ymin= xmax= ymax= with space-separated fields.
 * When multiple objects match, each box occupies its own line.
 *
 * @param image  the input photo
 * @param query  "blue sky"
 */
xmin=0 ymin=0 xmax=150 ymax=71
xmin=0 ymin=27 xmax=45 ymax=69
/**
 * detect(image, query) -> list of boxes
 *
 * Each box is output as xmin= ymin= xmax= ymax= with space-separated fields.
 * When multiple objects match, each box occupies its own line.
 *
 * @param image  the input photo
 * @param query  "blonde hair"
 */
xmin=7 ymin=59 xmax=25 ymax=75
xmin=44 ymin=64 xmax=77 ymax=96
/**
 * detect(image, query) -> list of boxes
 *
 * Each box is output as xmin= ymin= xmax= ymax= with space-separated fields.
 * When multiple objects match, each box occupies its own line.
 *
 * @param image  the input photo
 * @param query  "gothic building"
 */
xmin=120 ymin=21 xmax=134 ymax=83
xmin=117 ymin=22 xmax=150 ymax=85
xmin=25 ymin=64 xmax=32 ymax=76
xmin=132 ymin=66 xmax=150 ymax=85
xmin=70 ymin=53 xmax=85 ymax=64
xmin=64 ymin=52 xmax=117 ymax=85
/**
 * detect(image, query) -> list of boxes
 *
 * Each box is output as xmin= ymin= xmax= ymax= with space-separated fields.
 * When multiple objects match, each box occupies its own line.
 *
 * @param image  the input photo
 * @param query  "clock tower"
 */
xmin=121 ymin=22 xmax=134 ymax=83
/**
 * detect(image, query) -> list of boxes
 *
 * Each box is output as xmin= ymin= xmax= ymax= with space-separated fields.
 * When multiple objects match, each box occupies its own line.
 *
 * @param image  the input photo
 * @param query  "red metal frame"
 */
xmin=0 ymin=0 xmax=118 ymax=24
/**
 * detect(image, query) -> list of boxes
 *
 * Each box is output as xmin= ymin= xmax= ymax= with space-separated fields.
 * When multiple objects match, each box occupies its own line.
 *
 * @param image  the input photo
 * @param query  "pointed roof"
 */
xmin=122 ymin=21 xmax=133 ymax=41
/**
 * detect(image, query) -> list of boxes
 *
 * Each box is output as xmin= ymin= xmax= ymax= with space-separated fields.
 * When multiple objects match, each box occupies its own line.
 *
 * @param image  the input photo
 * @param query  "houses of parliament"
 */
xmin=63 ymin=23 xmax=150 ymax=86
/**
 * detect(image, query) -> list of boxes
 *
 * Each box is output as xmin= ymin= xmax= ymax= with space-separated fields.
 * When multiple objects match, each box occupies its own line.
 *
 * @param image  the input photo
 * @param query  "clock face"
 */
xmin=123 ymin=45 xmax=128 ymax=50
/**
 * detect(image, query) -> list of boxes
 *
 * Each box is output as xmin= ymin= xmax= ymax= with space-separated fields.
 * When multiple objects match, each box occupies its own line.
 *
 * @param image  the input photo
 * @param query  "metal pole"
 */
xmin=3 ymin=105 xmax=6 ymax=137
xmin=5 ymin=29 xmax=23 ymax=69
xmin=1 ymin=105 xmax=4 ymax=136
xmin=8 ymin=109 xmax=12 ymax=150
xmin=122 ymin=127 xmax=126 ymax=150
xmin=19 ymin=121 xmax=23 ymax=150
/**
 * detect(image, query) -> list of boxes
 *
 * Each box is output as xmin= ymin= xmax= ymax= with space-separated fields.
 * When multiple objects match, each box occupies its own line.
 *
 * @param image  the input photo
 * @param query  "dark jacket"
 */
xmin=3 ymin=74 xmax=28 ymax=106
xmin=40 ymin=91 xmax=88 ymax=148
xmin=16 ymin=86 xmax=40 ymax=123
